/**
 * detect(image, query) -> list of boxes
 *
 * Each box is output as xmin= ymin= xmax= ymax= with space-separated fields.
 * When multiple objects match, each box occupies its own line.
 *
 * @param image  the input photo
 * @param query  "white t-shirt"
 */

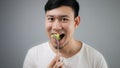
xmin=23 ymin=42 xmax=108 ymax=68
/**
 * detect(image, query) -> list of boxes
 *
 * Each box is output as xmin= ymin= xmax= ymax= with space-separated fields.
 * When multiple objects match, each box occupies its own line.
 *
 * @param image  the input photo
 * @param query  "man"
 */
xmin=23 ymin=0 xmax=108 ymax=68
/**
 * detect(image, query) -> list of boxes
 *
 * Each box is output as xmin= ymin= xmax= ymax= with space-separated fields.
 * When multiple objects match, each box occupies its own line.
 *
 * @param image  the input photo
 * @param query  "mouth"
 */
xmin=51 ymin=33 xmax=65 ymax=49
xmin=51 ymin=33 xmax=65 ymax=41
xmin=60 ymin=34 xmax=65 ymax=41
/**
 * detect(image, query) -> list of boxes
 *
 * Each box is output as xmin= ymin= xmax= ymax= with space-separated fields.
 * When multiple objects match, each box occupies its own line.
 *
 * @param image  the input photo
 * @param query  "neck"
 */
xmin=60 ymin=39 xmax=82 ymax=58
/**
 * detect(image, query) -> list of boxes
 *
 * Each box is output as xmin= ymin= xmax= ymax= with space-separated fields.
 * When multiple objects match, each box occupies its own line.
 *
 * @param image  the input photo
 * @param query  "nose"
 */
xmin=52 ymin=20 xmax=62 ymax=30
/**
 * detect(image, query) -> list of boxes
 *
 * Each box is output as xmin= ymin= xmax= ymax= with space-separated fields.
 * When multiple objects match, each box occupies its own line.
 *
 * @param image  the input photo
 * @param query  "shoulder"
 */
xmin=29 ymin=42 xmax=49 ymax=50
xmin=82 ymin=43 xmax=108 ymax=68
xmin=27 ymin=42 xmax=49 ymax=55
xmin=23 ymin=42 xmax=50 ymax=67
xmin=82 ymin=43 xmax=104 ymax=58
xmin=82 ymin=43 xmax=105 ymax=62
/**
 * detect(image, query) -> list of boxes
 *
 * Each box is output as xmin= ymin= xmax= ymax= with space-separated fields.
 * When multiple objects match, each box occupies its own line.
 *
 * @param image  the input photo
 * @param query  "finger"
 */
xmin=49 ymin=55 xmax=60 ymax=67
xmin=59 ymin=62 xmax=64 ymax=68
xmin=53 ymin=61 xmax=64 ymax=68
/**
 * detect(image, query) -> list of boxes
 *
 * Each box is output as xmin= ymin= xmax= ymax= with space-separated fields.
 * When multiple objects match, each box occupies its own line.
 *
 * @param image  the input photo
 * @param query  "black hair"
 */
xmin=44 ymin=0 xmax=80 ymax=18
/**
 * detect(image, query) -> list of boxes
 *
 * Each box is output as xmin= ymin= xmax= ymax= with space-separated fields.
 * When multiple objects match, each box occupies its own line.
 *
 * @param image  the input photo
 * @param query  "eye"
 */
xmin=47 ymin=17 xmax=55 ymax=22
xmin=61 ymin=18 xmax=69 ymax=23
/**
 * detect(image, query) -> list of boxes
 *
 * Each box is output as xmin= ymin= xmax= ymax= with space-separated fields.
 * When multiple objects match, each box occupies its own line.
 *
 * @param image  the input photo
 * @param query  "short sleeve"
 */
xmin=96 ymin=55 xmax=108 ymax=68
xmin=23 ymin=48 xmax=36 ymax=68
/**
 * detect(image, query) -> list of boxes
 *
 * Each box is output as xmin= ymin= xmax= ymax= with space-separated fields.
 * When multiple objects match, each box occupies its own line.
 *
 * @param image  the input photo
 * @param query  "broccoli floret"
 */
xmin=51 ymin=34 xmax=60 ymax=41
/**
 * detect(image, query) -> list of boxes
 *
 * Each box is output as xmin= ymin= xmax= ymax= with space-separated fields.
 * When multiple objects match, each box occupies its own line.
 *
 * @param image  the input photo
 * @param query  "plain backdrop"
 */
xmin=0 ymin=0 xmax=120 ymax=68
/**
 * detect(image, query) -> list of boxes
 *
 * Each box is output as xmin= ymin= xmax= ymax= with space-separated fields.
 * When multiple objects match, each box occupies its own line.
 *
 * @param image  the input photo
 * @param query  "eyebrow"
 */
xmin=46 ymin=15 xmax=70 ymax=18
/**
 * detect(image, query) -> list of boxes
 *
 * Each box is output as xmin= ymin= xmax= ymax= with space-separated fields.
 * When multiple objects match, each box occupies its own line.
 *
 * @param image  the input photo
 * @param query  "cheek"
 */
xmin=45 ymin=22 xmax=52 ymax=32
xmin=45 ymin=23 xmax=52 ymax=39
xmin=65 ymin=24 xmax=75 ymax=34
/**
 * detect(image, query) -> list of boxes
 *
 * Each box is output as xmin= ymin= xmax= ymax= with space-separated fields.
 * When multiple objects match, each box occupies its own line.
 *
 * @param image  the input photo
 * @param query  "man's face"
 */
xmin=45 ymin=6 xmax=79 ymax=49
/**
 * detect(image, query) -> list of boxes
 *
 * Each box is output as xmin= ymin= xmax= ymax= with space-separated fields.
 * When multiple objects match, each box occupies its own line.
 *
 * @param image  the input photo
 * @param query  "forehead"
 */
xmin=45 ymin=6 xmax=74 ymax=18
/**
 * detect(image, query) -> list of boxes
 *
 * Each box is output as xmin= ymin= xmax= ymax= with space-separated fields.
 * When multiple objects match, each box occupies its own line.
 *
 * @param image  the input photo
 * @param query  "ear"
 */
xmin=74 ymin=16 xmax=80 ymax=29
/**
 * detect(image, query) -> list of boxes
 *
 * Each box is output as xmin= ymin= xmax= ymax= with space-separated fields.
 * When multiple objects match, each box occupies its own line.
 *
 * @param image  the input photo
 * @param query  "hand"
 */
xmin=48 ymin=55 xmax=64 ymax=68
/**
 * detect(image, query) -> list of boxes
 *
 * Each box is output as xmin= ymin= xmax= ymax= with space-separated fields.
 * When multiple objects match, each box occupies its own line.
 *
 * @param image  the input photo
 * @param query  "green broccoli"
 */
xmin=51 ymin=34 xmax=60 ymax=41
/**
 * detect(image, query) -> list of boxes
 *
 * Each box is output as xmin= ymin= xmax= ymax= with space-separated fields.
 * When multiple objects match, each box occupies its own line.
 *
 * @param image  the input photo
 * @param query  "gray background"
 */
xmin=0 ymin=0 xmax=120 ymax=68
